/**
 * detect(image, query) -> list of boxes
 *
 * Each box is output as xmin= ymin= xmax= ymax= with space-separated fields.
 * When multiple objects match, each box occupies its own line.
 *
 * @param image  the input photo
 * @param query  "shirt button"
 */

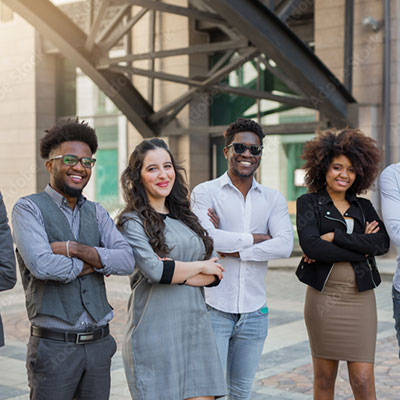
xmin=326 ymin=211 xmax=330 ymax=215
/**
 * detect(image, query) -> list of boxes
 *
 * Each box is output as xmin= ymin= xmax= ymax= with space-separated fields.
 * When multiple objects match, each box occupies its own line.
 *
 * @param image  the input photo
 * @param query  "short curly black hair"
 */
xmin=224 ymin=118 xmax=265 ymax=146
xmin=40 ymin=119 xmax=98 ymax=159
xmin=302 ymin=128 xmax=382 ymax=194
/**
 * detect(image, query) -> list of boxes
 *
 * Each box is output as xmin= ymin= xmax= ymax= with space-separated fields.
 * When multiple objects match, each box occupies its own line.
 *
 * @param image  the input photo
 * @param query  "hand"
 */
xmin=50 ymin=241 xmax=69 ymax=256
xmin=208 ymin=208 xmax=219 ymax=229
xmin=218 ymin=251 xmax=240 ymax=258
xmin=365 ymin=220 xmax=380 ymax=234
xmin=320 ymin=232 xmax=334 ymax=242
xmin=303 ymin=254 xmax=316 ymax=263
xmin=78 ymin=263 xmax=95 ymax=277
xmin=202 ymin=257 xmax=224 ymax=280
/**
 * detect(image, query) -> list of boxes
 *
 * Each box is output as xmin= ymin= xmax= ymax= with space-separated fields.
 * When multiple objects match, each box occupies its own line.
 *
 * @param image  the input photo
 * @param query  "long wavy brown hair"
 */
xmin=301 ymin=128 xmax=382 ymax=194
xmin=116 ymin=138 xmax=213 ymax=258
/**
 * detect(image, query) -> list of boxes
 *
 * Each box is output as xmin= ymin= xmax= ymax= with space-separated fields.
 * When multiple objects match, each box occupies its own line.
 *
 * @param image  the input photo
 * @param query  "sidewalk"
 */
xmin=0 ymin=263 xmax=398 ymax=400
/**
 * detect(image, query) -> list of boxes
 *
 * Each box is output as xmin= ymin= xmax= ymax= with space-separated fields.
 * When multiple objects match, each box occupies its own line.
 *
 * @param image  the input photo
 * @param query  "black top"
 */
xmin=296 ymin=188 xmax=390 ymax=291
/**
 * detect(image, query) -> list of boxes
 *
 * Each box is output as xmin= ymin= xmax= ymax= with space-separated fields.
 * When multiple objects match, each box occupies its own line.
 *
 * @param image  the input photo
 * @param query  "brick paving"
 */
xmin=0 ymin=266 xmax=398 ymax=399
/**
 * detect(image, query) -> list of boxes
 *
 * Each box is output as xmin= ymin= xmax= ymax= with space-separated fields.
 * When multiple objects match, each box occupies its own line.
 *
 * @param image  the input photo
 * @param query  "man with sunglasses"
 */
xmin=12 ymin=120 xmax=134 ymax=399
xmin=192 ymin=118 xmax=293 ymax=399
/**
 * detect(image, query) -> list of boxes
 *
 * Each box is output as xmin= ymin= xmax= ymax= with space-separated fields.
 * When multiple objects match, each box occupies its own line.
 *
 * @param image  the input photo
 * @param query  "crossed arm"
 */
xmin=12 ymin=199 xmax=134 ymax=282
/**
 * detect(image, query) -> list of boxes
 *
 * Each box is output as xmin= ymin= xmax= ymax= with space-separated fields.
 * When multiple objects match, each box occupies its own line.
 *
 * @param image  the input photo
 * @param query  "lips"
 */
xmin=335 ymin=179 xmax=349 ymax=187
xmin=68 ymin=175 xmax=84 ymax=184
xmin=156 ymin=181 xmax=169 ymax=187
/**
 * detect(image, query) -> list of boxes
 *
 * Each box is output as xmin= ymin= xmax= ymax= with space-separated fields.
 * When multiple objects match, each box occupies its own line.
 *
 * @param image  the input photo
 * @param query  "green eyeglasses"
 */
xmin=50 ymin=154 xmax=96 ymax=169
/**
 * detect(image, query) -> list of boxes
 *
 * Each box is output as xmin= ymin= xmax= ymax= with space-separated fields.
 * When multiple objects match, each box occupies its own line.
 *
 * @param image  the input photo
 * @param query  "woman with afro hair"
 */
xmin=296 ymin=128 xmax=389 ymax=399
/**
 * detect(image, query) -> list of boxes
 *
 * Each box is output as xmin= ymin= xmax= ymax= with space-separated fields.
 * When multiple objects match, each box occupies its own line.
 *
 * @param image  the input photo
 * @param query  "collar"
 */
xmin=219 ymin=171 xmax=262 ymax=193
xmin=45 ymin=184 xmax=86 ymax=209
xmin=314 ymin=187 xmax=358 ymax=205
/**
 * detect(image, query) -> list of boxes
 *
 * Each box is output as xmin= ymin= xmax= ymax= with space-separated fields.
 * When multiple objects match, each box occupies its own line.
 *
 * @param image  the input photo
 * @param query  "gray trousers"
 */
xmin=26 ymin=334 xmax=117 ymax=400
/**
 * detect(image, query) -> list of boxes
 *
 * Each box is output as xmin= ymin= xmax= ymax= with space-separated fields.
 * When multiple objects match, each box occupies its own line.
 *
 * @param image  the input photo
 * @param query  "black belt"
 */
xmin=31 ymin=324 xmax=110 ymax=344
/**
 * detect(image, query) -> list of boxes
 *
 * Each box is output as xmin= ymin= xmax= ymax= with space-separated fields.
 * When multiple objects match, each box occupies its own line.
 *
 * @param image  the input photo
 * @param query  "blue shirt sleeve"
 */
xmin=12 ymin=197 xmax=84 ymax=283
xmin=93 ymin=203 xmax=135 ymax=276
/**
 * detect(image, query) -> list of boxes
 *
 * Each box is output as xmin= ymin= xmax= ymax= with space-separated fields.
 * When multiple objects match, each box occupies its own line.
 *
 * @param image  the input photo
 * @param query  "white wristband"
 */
xmin=66 ymin=240 xmax=71 ymax=258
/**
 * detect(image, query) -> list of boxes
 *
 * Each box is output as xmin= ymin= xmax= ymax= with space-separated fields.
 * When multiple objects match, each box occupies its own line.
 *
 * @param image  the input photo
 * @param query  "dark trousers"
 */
xmin=26 ymin=334 xmax=117 ymax=400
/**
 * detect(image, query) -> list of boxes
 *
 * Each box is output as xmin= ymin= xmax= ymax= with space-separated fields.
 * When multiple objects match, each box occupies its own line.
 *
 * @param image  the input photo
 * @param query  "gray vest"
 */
xmin=17 ymin=192 xmax=112 ymax=324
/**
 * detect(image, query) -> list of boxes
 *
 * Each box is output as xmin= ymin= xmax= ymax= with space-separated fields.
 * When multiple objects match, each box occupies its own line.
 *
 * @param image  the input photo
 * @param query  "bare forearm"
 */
xmin=252 ymin=233 xmax=272 ymax=244
xmin=171 ymin=261 xmax=205 ymax=284
xmin=185 ymin=273 xmax=217 ymax=287
xmin=69 ymin=242 xmax=103 ymax=269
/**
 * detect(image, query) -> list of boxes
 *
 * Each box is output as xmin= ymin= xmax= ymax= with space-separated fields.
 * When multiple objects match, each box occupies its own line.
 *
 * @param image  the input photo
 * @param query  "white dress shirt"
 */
xmin=191 ymin=172 xmax=293 ymax=313
xmin=379 ymin=163 xmax=400 ymax=291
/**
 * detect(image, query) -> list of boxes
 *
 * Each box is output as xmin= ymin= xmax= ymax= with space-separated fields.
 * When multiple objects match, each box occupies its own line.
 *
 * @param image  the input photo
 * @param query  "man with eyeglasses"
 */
xmin=12 ymin=120 xmax=134 ymax=399
xmin=192 ymin=118 xmax=293 ymax=399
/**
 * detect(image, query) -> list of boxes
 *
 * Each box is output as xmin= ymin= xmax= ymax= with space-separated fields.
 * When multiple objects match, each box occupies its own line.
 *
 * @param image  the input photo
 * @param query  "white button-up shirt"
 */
xmin=192 ymin=172 xmax=293 ymax=313
xmin=380 ymin=163 xmax=400 ymax=292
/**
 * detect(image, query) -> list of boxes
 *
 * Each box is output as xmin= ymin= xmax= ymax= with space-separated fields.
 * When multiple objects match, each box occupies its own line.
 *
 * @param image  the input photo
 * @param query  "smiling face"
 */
xmin=46 ymin=141 xmax=92 ymax=200
xmin=224 ymin=131 xmax=262 ymax=179
xmin=325 ymin=154 xmax=356 ymax=195
xmin=140 ymin=147 xmax=176 ymax=210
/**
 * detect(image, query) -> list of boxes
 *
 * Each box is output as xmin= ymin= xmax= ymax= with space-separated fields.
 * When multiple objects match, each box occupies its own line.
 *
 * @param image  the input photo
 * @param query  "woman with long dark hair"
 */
xmin=296 ymin=128 xmax=389 ymax=399
xmin=116 ymin=138 xmax=227 ymax=400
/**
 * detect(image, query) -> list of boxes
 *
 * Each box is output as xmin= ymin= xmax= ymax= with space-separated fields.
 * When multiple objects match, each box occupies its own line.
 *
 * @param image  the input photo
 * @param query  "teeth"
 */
xmin=70 ymin=175 xmax=82 ymax=180
xmin=240 ymin=161 xmax=251 ymax=166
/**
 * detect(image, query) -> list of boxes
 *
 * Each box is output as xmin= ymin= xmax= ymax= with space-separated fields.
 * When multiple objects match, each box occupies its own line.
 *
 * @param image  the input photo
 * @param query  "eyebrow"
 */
xmin=145 ymin=161 xmax=172 ymax=168
xmin=332 ymin=163 xmax=353 ymax=167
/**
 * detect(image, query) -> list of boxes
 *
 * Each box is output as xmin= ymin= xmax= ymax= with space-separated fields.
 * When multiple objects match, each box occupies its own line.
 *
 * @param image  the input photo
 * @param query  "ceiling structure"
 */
xmin=3 ymin=0 xmax=357 ymax=137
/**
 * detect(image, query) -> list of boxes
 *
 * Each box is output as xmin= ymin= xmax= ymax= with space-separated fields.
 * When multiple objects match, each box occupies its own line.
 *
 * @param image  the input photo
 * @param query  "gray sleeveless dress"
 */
xmin=120 ymin=212 xmax=227 ymax=399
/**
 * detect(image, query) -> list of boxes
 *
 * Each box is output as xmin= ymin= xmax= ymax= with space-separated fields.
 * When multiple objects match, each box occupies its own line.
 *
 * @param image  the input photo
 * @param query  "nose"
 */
xmin=158 ymin=168 xmax=167 ymax=178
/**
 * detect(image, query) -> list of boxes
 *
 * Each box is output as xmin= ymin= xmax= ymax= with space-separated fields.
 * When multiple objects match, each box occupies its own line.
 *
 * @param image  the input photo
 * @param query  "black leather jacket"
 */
xmin=296 ymin=189 xmax=390 ymax=292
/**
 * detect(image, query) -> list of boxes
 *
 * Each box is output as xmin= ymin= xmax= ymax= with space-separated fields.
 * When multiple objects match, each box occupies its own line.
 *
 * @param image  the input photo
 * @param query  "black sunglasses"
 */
xmin=227 ymin=143 xmax=263 ymax=156
xmin=50 ymin=154 xmax=96 ymax=169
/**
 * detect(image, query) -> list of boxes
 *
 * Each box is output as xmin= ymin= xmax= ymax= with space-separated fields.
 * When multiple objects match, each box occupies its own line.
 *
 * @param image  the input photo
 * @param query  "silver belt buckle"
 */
xmin=76 ymin=331 xmax=95 ymax=344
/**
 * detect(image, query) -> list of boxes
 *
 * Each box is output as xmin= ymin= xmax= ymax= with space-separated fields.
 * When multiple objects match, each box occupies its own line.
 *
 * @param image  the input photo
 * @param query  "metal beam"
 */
xmin=344 ymin=0 xmax=354 ymax=92
xmin=84 ymin=0 xmax=110 ymax=52
xmin=148 ymin=47 xmax=259 ymax=126
xmin=3 ymin=0 xmax=155 ymax=137
xmin=96 ymin=4 xmax=130 ymax=44
xmin=257 ymin=55 xmax=306 ymax=97
xmin=162 ymin=121 xmax=319 ymax=136
xmin=278 ymin=0 xmax=303 ymax=22
xmin=205 ymin=0 xmax=356 ymax=127
xmin=125 ymin=0 xmax=224 ymax=24
xmin=99 ymin=7 xmax=148 ymax=53
xmin=98 ymin=39 xmax=248 ymax=66
xmin=108 ymin=65 xmax=310 ymax=108
xmin=213 ymin=84 xmax=311 ymax=108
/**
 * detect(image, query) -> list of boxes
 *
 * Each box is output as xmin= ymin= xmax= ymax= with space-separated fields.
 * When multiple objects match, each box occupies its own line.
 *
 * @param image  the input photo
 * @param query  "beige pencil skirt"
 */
xmin=304 ymin=262 xmax=377 ymax=363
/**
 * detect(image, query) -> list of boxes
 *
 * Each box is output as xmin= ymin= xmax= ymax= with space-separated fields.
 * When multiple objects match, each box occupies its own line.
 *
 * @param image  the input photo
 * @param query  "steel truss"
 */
xmin=4 ymin=0 xmax=356 ymax=137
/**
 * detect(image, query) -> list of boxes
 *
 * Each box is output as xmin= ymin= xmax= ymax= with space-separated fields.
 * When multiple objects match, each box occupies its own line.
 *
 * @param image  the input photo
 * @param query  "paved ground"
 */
xmin=0 ymin=258 xmax=399 ymax=399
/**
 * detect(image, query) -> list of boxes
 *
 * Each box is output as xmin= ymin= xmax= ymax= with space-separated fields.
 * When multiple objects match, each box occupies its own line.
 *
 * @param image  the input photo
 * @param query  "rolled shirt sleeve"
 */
xmin=12 ymin=198 xmax=83 ymax=283
xmin=93 ymin=203 xmax=134 ymax=276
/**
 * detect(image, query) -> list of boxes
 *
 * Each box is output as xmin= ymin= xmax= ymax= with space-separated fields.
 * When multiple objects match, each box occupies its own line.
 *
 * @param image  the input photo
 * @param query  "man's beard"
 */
xmin=54 ymin=175 xmax=84 ymax=198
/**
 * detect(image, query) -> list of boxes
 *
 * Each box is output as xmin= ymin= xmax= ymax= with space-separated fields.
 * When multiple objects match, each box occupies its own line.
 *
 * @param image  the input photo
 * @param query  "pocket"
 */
xmin=108 ymin=335 xmax=117 ymax=357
